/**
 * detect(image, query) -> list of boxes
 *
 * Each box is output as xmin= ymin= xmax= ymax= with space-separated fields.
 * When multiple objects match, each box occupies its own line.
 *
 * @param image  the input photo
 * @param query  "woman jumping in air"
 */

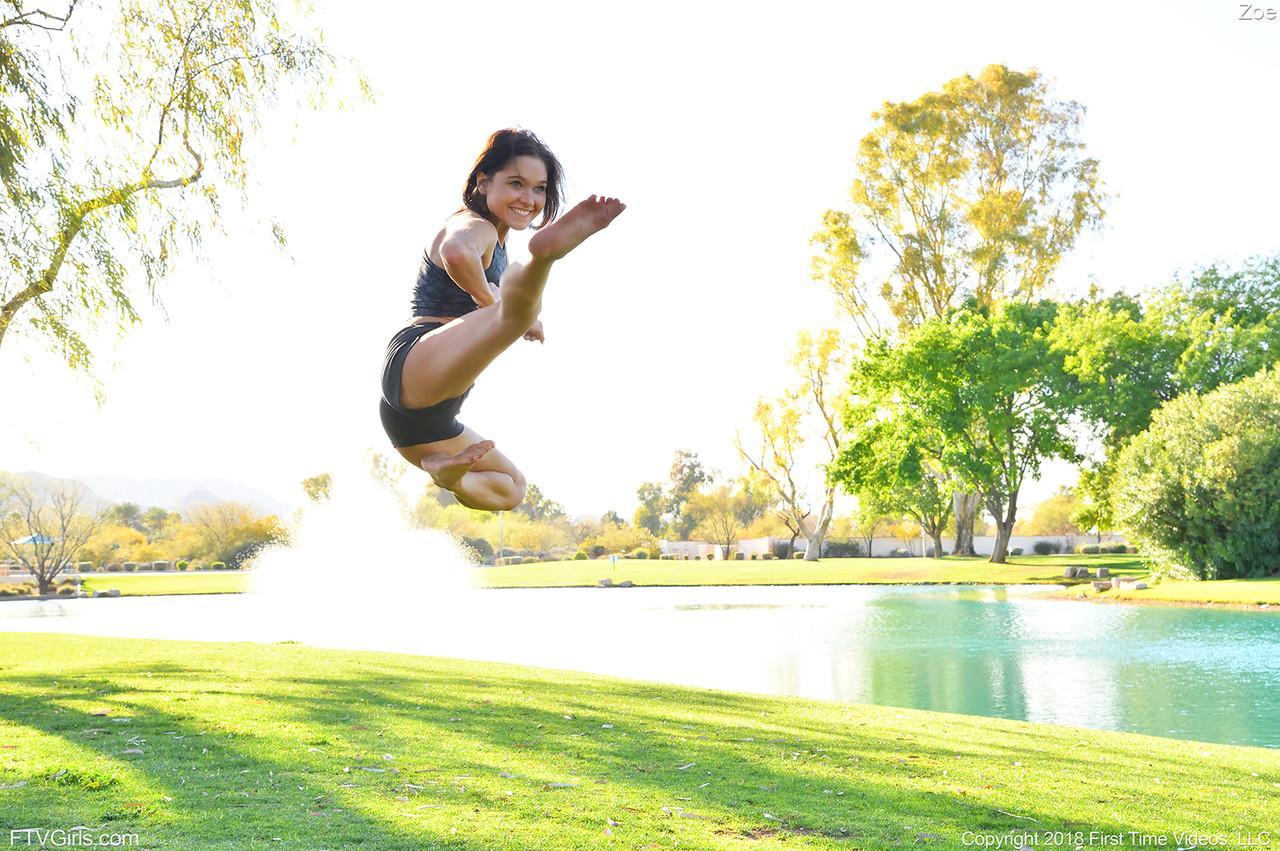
xmin=379 ymin=129 xmax=625 ymax=510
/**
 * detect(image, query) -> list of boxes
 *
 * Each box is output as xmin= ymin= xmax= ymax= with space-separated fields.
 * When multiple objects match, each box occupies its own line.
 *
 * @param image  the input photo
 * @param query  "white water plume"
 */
xmin=247 ymin=460 xmax=485 ymax=648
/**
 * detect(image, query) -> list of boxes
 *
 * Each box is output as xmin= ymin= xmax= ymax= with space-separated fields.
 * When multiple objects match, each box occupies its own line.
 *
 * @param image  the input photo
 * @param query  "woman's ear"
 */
xmin=475 ymin=172 xmax=489 ymax=194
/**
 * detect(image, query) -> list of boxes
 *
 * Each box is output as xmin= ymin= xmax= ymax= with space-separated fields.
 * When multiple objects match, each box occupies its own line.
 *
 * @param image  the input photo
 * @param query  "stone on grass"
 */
xmin=597 ymin=578 xmax=614 ymax=588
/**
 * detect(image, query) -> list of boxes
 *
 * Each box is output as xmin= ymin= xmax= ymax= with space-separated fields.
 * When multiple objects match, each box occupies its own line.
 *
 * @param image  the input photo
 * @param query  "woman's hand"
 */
xmin=523 ymin=320 xmax=545 ymax=343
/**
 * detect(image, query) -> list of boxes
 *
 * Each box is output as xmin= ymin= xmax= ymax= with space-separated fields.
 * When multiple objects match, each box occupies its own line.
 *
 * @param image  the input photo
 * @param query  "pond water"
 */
xmin=2 ymin=583 xmax=1277 ymax=748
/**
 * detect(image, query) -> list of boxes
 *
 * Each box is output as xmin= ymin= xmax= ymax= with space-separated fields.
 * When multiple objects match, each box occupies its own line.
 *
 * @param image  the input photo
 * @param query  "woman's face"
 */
xmin=478 ymin=155 xmax=549 ymax=232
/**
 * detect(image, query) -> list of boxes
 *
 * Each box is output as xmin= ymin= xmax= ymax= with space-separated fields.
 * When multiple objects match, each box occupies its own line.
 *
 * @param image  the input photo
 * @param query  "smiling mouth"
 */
xmin=511 ymin=207 xmax=533 ymax=216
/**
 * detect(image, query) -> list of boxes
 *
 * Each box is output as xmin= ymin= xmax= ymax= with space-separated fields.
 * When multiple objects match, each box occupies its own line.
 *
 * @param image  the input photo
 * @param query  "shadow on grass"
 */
xmin=0 ymin=637 xmax=1274 ymax=850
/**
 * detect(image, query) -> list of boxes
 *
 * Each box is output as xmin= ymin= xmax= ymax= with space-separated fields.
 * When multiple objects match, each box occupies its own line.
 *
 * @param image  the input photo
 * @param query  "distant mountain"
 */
xmin=71 ymin=475 xmax=294 ymax=517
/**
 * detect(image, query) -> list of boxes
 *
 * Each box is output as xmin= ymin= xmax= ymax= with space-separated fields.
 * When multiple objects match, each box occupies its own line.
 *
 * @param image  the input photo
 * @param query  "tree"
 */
xmin=789 ymin=330 xmax=849 ymax=561
xmin=847 ymin=301 xmax=1079 ymax=563
xmin=601 ymin=510 xmax=624 ymax=526
xmin=1014 ymin=487 xmax=1080 ymax=537
xmin=301 ymin=473 xmax=332 ymax=503
xmin=1 ymin=0 xmax=349 ymax=372
xmin=814 ymin=64 xmax=1105 ymax=553
xmin=184 ymin=501 xmax=286 ymax=567
xmin=849 ymin=496 xmax=890 ymax=557
xmin=888 ymin=518 xmax=923 ymax=557
xmin=103 ymin=502 xmax=145 ymax=532
xmin=1053 ymin=255 xmax=1280 ymax=533
xmin=831 ymin=406 xmax=952 ymax=558
xmin=142 ymin=506 xmax=177 ymax=538
xmin=0 ymin=474 xmax=100 ymax=593
xmin=1113 ymin=367 xmax=1280 ymax=580
xmin=688 ymin=480 xmax=768 ymax=559
xmin=666 ymin=450 xmax=711 ymax=541
xmin=632 ymin=481 xmax=665 ymax=536
xmin=513 ymin=483 xmax=565 ymax=522
xmin=736 ymin=394 xmax=810 ymax=559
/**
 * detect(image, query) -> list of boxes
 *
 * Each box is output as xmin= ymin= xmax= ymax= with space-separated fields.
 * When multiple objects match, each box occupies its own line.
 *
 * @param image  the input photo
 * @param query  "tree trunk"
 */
xmin=787 ymin=532 xmax=798 ymax=559
xmin=930 ymin=530 xmax=944 ymax=559
xmin=988 ymin=493 xmax=1018 ymax=564
xmin=804 ymin=486 xmax=835 ymax=561
xmin=951 ymin=492 xmax=979 ymax=555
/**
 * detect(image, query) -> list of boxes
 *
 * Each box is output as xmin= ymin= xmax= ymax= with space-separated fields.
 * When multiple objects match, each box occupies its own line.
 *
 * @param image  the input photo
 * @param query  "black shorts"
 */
xmin=379 ymin=322 xmax=473 ymax=448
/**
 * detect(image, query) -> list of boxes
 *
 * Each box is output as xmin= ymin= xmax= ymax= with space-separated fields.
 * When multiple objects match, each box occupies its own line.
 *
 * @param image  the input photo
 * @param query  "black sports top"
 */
xmin=410 ymin=240 xmax=507 ymax=318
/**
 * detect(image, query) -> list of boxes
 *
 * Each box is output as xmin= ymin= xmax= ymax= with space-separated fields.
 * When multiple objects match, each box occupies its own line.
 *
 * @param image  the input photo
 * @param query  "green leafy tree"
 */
xmin=831 ymin=406 xmax=953 ymax=558
xmin=1 ymin=0 xmax=352 ymax=372
xmin=666 ymin=450 xmax=711 ymax=541
xmin=1053 ymin=255 xmax=1280 ymax=532
xmin=632 ymin=481 xmax=665 ymax=536
xmin=847 ymin=301 xmax=1079 ymax=563
xmin=1113 ymin=367 xmax=1280 ymax=580
xmin=103 ymin=501 xmax=145 ymax=532
xmin=513 ymin=483 xmax=565 ymax=522
xmin=813 ymin=64 xmax=1105 ymax=554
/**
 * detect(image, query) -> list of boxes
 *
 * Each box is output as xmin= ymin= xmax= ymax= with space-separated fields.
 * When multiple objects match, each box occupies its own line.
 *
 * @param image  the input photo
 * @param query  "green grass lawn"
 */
xmin=79 ymin=572 xmax=249 ymax=597
xmin=23 ymin=556 xmax=1278 ymax=610
xmin=0 ymin=634 xmax=1275 ymax=850
xmin=476 ymin=553 xmax=1148 ymax=588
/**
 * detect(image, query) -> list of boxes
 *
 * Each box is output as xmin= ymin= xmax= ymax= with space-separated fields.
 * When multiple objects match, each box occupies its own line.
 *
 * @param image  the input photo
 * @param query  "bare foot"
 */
xmin=528 ymin=195 xmax=626 ymax=261
xmin=420 ymin=440 xmax=494 ymax=491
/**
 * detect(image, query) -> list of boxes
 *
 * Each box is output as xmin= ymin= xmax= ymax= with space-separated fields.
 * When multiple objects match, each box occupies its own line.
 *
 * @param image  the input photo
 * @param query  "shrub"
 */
xmin=630 ymin=548 xmax=649 ymax=559
xmin=1033 ymin=541 xmax=1060 ymax=556
xmin=588 ymin=545 xmax=607 ymax=559
xmin=1115 ymin=367 xmax=1280 ymax=579
xmin=210 ymin=561 xmax=226 ymax=570
xmin=1009 ymin=547 xmax=1023 ymax=556
xmin=106 ymin=563 xmax=122 ymax=572
xmin=462 ymin=536 xmax=494 ymax=563
xmin=705 ymin=553 xmax=715 ymax=560
xmin=821 ymin=539 xmax=865 ymax=558
xmin=1076 ymin=544 xmax=1100 ymax=555
xmin=574 ymin=550 xmax=588 ymax=560
xmin=77 ymin=562 xmax=94 ymax=573
xmin=749 ymin=553 xmax=757 ymax=560
xmin=123 ymin=562 xmax=137 ymax=572
xmin=176 ymin=560 xmax=191 ymax=571
xmin=761 ymin=553 xmax=775 ymax=560
xmin=889 ymin=548 xmax=912 ymax=558
xmin=733 ymin=552 xmax=744 ymax=560
xmin=1099 ymin=543 xmax=1128 ymax=554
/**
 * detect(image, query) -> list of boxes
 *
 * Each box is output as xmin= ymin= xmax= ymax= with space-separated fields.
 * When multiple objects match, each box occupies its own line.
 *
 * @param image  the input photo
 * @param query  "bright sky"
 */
xmin=2 ymin=0 xmax=1278 ymax=519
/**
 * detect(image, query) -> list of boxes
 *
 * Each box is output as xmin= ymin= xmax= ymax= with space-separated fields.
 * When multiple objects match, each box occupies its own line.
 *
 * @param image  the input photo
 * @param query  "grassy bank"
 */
xmin=25 ymin=556 xmax=1278 ymax=609
xmin=80 ymin=572 xmax=249 ymax=597
xmin=0 ymin=634 xmax=1275 ymax=850
xmin=1072 ymin=576 xmax=1280 ymax=606
xmin=476 ymin=553 xmax=1146 ymax=588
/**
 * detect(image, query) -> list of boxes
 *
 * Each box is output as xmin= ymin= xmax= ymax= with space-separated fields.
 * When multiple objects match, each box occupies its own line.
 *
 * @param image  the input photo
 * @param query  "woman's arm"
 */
xmin=439 ymin=217 xmax=500 ymax=308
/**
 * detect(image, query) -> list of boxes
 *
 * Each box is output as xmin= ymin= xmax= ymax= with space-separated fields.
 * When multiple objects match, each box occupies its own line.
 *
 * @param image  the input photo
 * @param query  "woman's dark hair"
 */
xmin=462 ymin=128 xmax=565 ymax=229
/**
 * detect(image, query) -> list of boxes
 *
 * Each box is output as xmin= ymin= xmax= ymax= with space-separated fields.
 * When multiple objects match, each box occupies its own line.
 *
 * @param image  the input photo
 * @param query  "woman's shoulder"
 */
xmin=444 ymin=210 xmax=499 ymax=242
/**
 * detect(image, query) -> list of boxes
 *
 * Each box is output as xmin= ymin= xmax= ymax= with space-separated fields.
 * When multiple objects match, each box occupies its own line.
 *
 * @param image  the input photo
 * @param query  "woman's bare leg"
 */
xmin=399 ymin=195 xmax=626 ymax=409
xmin=397 ymin=428 xmax=526 ymax=511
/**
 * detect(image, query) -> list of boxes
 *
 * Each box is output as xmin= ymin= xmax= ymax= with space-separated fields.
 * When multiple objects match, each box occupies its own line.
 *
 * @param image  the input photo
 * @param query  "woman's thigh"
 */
xmin=400 ymin=288 xmax=532 ymax=409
